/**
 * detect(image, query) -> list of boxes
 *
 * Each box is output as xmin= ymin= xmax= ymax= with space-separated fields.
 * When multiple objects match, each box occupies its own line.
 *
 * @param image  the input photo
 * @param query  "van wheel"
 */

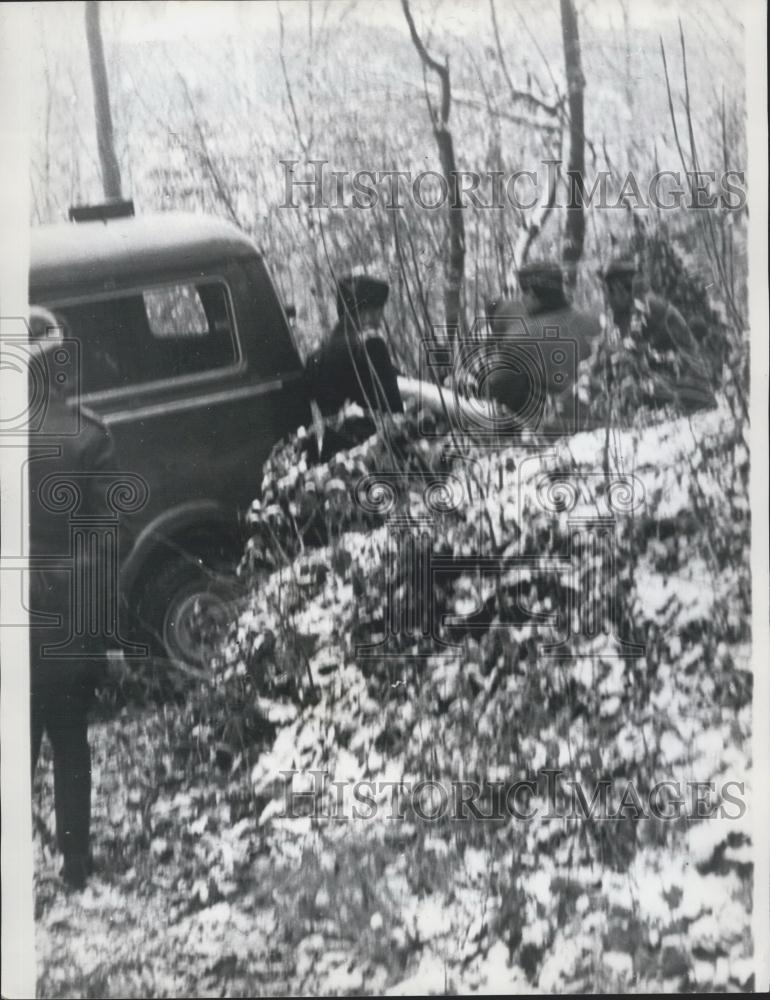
xmin=137 ymin=553 xmax=243 ymax=670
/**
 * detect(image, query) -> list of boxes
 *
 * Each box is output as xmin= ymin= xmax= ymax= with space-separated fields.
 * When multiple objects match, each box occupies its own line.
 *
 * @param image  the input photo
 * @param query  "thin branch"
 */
xmin=511 ymin=1 xmax=565 ymax=106
xmin=678 ymin=20 xmax=699 ymax=176
xmin=401 ymin=0 xmax=450 ymax=127
xmin=277 ymin=4 xmax=310 ymax=158
xmin=661 ymin=29 xmax=744 ymax=333
xmin=489 ymin=0 xmax=562 ymax=117
xmin=659 ymin=31 xmax=747 ymax=422
xmin=514 ymin=150 xmax=562 ymax=267
xmin=402 ymin=0 xmax=465 ymax=337
xmin=454 ymin=89 xmax=561 ymax=132
xmin=177 ymin=73 xmax=242 ymax=227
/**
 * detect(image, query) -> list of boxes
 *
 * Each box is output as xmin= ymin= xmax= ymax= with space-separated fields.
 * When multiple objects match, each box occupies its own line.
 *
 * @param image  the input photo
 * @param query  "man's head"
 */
xmin=336 ymin=274 xmax=390 ymax=332
xmin=517 ymin=261 xmax=567 ymax=314
xmin=602 ymin=258 xmax=637 ymax=320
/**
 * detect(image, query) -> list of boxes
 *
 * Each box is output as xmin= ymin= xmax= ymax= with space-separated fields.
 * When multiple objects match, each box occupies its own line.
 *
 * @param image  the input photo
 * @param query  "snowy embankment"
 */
xmin=226 ymin=400 xmax=752 ymax=993
xmin=33 ymin=401 xmax=752 ymax=996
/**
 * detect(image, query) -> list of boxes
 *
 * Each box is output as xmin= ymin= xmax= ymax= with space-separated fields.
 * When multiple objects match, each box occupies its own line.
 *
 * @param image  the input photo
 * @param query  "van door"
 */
xmin=37 ymin=263 xmax=309 ymax=664
xmin=46 ymin=265 xmax=308 ymax=528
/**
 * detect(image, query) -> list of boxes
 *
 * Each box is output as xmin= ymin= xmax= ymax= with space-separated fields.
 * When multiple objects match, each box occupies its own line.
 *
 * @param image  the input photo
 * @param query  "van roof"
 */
xmin=30 ymin=212 xmax=259 ymax=299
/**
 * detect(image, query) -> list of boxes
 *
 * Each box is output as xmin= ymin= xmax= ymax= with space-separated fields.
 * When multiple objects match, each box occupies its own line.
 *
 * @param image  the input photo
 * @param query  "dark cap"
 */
xmin=519 ymin=260 xmax=564 ymax=288
xmin=602 ymin=258 xmax=637 ymax=282
xmin=518 ymin=260 xmax=563 ymax=293
xmin=336 ymin=274 xmax=390 ymax=319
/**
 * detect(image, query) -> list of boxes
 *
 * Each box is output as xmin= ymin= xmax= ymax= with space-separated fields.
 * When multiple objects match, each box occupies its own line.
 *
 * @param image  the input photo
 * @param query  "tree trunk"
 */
xmin=85 ymin=0 xmax=122 ymax=200
xmin=402 ymin=0 xmax=465 ymax=339
xmin=435 ymin=129 xmax=466 ymax=339
xmin=560 ymin=0 xmax=585 ymax=282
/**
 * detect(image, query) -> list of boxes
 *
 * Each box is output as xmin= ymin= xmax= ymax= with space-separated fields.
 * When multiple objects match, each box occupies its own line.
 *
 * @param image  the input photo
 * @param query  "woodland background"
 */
xmin=30 ymin=0 xmax=747 ymax=360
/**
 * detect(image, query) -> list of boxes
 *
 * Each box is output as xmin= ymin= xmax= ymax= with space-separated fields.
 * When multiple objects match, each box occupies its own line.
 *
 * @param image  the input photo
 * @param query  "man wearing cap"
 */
xmin=602 ymin=258 xmax=715 ymax=413
xmin=484 ymin=260 xmax=601 ymax=429
xmin=486 ymin=261 xmax=565 ymax=333
xmin=306 ymin=274 xmax=403 ymax=419
xmin=27 ymin=306 xmax=117 ymax=889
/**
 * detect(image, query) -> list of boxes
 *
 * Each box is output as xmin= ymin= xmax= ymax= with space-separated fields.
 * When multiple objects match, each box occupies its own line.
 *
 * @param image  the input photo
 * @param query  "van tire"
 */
xmin=135 ymin=549 xmax=243 ymax=670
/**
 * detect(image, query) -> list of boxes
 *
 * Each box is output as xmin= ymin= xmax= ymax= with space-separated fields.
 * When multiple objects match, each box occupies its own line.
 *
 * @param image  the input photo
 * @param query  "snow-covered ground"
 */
xmin=34 ymin=403 xmax=752 ymax=995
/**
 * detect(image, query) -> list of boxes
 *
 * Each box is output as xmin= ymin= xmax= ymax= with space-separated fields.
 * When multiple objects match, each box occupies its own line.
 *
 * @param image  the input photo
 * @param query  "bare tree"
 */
xmin=85 ymin=0 xmax=122 ymax=200
xmin=402 ymin=0 xmax=465 ymax=339
xmin=487 ymin=0 xmax=565 ymax=270
xmin=560 ymin=0 xmax=585 ymax=281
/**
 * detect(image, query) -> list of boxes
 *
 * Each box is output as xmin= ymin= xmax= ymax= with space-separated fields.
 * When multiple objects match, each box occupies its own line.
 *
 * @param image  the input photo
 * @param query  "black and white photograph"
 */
xmin=0 ymin=0 xmax=767 ymax=995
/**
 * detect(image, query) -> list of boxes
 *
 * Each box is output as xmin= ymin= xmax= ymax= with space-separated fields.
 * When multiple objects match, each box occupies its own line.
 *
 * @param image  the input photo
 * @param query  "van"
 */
xmin=29 ymin=207 xmax=310 ymax=667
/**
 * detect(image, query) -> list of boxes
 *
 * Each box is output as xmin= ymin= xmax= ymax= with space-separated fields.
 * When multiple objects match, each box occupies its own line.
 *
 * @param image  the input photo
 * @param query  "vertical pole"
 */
xmin=84 ymin=0 xmax=122 ymax=201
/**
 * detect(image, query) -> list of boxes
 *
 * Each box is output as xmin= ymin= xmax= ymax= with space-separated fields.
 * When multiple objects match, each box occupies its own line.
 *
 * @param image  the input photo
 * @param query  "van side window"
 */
xmin=53 ymin=281 xmax=237 ymax=394
xmin=144 ymin=285 xmax=209 ymax=337
xmin=142 ymin=283 xmax=237 ymax=380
